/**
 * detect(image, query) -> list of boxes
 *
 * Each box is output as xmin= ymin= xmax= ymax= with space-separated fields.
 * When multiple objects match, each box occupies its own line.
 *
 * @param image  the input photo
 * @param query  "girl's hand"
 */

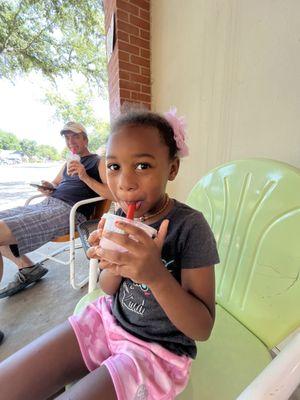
xmin=96 ymin=219 xmax=169 ymax=286
xmin=86 ymin=219 xmax=105 ymax=259
xmin=99 ymin=259 xmax=121 ymax=276
xmin=87 ymin=218 xmax=121 ymax=274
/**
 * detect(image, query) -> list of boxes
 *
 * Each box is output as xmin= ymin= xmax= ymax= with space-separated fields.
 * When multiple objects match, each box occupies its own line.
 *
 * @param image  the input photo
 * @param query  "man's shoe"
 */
xmin=0 ymin=264 xmax=48 ymax=298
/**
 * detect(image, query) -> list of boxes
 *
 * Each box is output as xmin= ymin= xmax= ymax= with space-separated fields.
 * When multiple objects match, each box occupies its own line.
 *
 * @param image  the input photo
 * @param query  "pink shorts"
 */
xmin=69 ymin=296 xmax=191 ymax=400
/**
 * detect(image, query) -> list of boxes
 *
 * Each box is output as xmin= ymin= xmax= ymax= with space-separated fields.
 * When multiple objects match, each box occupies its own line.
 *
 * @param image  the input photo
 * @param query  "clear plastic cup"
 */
xmin=100 ymin=213 xmax=157 ymax=253
xmin=67 ymin=152 xmax=81 ymax=175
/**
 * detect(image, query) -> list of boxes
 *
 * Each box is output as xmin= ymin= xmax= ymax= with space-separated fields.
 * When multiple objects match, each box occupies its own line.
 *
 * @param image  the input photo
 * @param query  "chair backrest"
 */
xmin=186 ymin=159 xmax=300 ymax=349
xmin=52 ymin=199 xmax=112 ymax=243
xmin=91 ymin=199 xmax=112 ymax=220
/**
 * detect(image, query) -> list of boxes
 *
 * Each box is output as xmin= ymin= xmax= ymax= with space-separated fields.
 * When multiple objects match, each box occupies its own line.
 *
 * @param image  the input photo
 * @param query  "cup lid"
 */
xmin=102 ymin=213 xmax=157 ymax=237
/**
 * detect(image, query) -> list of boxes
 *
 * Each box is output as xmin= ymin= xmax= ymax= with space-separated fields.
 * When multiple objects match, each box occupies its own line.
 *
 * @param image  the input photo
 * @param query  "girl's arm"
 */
xmin=99 ymin=268 xmax=122 ymax=295
xmin=99 ymin=220 xmax=216 ymax=341
xmin=148 ymin=265 xmax=215 ymax=341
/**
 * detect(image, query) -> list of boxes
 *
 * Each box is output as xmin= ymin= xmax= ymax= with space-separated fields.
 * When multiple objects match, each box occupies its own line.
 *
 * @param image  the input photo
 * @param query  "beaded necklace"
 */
xmin=138 ymin=194 xmax=170 ymax=222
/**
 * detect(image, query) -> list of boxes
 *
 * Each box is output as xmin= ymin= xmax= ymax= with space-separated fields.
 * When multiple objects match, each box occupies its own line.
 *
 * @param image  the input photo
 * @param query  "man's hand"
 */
xmin=38 ymin=180 xmax=55 ymax=195
xmin=67 ymin=160 xmax=88 ymax=180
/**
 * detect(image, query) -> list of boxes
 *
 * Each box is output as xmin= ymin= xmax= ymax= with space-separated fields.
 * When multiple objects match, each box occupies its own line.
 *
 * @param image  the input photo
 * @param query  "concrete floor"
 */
xmin=0 ymin=241 xmax=88 ymax=360
xmin=0 ymin=243 xmax=299 ymax=399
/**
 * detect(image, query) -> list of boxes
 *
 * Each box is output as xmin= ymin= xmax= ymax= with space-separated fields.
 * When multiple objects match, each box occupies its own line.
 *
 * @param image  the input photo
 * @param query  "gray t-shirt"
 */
xmin=112 ymin=199 xmax=220 ymax=359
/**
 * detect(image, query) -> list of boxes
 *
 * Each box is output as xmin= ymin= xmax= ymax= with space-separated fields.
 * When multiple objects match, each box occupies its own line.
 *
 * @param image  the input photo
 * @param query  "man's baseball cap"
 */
xmin=60 ymin=121 xmax=87 ymax=136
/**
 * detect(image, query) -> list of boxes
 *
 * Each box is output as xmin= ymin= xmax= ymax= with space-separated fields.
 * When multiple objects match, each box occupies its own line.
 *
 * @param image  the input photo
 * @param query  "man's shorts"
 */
xmin=0 ymin=197 xmax=86 ymax=257
xmin=69 ymin=296 xmax=192 ymax=400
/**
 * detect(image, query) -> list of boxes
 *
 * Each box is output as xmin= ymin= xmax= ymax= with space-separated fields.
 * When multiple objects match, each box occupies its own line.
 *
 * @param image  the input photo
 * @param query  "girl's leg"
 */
xmin=56 ymin=365 xmax=117 ymax=400
xmin=0 ymin=321 xmax=89 ymax=400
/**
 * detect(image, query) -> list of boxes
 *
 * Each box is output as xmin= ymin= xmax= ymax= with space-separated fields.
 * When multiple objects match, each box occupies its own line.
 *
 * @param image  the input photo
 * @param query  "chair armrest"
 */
xmin=25 ymin=195 xmax=105 ymax=238
xmin=24 ymin=194 xmax=46 ymax=206
xmin=69 ymin=197 xmax=104 ymax=290
xmin=237 ymin=332 xmax=300 ymax=400
xmin=69 ymin=196 xmax=104 ymax=236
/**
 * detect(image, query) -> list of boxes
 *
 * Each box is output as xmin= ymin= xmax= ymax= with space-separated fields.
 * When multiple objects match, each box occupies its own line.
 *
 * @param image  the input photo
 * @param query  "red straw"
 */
xmin=126 ymin=204 xmax=136 ymax=220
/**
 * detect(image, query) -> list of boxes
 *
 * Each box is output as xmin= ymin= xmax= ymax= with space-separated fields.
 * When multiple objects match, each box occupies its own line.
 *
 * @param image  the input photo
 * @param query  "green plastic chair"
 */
xmin=74 ymin=158 xmax=300 ymax=399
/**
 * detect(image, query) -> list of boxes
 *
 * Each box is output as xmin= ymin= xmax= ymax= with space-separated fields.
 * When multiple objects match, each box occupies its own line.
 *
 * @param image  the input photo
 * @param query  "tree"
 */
xmin=61 ymin=147 xmax=69 ymax=160
xmin=45 ymin=84 xmax=109 ymax=153
xmin=88 ymin=130 xmax=108 ymax=153
xmin=0 ymin=130 xmax=21 ymax=150
xmin=0 ymin=130 xmax=61 ymax=160
xmin=20 ymin=138 xmax=38 ymax=158
xmin=37 ymin=144 xmax=60 ymax=161
xmin=0 ymin=0 xmax=108 ymax=159
xmin=0 ymin=0 xmax=107 ymax=94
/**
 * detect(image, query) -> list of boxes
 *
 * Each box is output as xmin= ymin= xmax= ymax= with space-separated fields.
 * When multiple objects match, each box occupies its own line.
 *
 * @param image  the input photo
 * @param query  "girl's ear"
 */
xmin=168 ymin=158 xmax=180 ymax=181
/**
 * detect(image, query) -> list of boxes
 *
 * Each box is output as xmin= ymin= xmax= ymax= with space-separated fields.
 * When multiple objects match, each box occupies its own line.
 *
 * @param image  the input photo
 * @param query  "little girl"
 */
xmin=0 ymin=108 xmax=219 ymax=400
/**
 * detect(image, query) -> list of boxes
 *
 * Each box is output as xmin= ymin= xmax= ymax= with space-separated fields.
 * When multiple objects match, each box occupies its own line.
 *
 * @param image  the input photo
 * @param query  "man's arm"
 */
xmin=39 ymin=163 xmax=65 ymax=195
xmin=51 ymin=163 xmax=65 ymax=186
xmin=70 ymin=157 xmax=113 ymax=200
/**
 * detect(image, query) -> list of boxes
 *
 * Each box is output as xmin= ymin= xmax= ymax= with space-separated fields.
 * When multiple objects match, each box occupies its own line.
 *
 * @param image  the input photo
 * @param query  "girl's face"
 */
xmin=106 ymin=125 xmax=179 ymax=218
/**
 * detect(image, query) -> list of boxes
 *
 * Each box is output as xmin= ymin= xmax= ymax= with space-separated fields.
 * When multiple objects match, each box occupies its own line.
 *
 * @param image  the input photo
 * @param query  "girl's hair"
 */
xmin=110 ymin=109 xmax=179 ymax=159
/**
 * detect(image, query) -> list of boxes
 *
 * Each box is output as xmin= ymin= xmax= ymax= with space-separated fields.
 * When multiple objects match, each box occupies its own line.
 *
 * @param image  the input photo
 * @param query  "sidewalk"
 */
xmin=0 ymin=242 xmax=88 ymax=361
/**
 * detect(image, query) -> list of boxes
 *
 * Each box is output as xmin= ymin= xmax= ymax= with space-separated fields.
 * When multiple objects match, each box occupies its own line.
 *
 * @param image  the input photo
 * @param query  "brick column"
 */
xmin=103 ymin=0 xmax=151 ymax=120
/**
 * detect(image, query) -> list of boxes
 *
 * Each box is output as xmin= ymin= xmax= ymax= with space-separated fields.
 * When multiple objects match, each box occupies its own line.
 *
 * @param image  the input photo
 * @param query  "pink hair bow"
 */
xmin=164 ymin=107 xmax=189 ymax=158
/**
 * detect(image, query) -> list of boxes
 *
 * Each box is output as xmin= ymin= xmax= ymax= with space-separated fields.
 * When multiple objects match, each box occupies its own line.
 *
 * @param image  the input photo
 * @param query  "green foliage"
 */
xmin=88 ymin=130 xmax=108 ymax=153
xmin=0 ymin=0 xmax=108 ymax=160
xmin=0 ymin=129 xmax=21 ymax=150
xmin=45 ymin=85 xmax=98 ymax=126
xmin=37 ymin=144 xmax=60 ymax=161
xmin=61 ymin=146 xmax=69 ymax=160
xmin=0 ymin=131 xmax=60 ymax=160
xmin=20 ymin=139 xmax=60 ymax=160
xmin=19 ymin=138 xmax=38 ymax=158
xmin=0 ymin=0 xmax=107 ymax=94
xmin=45 ymin=84 xmax=110 ymax=152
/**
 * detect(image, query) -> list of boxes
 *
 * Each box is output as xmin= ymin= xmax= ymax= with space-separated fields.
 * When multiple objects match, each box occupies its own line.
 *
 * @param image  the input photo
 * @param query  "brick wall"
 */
xmin=103 ymin=0 xmax=151 ymax=120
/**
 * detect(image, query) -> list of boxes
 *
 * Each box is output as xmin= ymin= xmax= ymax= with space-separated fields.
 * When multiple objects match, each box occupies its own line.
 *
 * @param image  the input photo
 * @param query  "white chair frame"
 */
xmin=237 ymin=330 xmax=300 ymax=399
xmin=25 ymin=195 xmax=104 ymax=290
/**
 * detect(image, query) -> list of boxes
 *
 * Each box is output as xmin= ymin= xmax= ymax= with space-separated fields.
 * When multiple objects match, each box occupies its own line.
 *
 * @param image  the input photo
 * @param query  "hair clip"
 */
xmin=164 ymin=107 xmax=189 ymax=158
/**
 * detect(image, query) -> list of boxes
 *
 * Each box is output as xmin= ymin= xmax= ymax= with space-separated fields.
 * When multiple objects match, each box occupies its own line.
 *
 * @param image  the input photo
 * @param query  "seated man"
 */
xmin=0 ymin=121 xmax=112 ymax=298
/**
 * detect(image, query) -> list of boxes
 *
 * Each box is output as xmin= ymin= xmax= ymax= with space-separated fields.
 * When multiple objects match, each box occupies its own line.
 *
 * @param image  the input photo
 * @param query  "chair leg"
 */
xmin=88 ymin=258 xmax=99 ymax=293
xmin=69 ymin=241 xmax=88 ymax=290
